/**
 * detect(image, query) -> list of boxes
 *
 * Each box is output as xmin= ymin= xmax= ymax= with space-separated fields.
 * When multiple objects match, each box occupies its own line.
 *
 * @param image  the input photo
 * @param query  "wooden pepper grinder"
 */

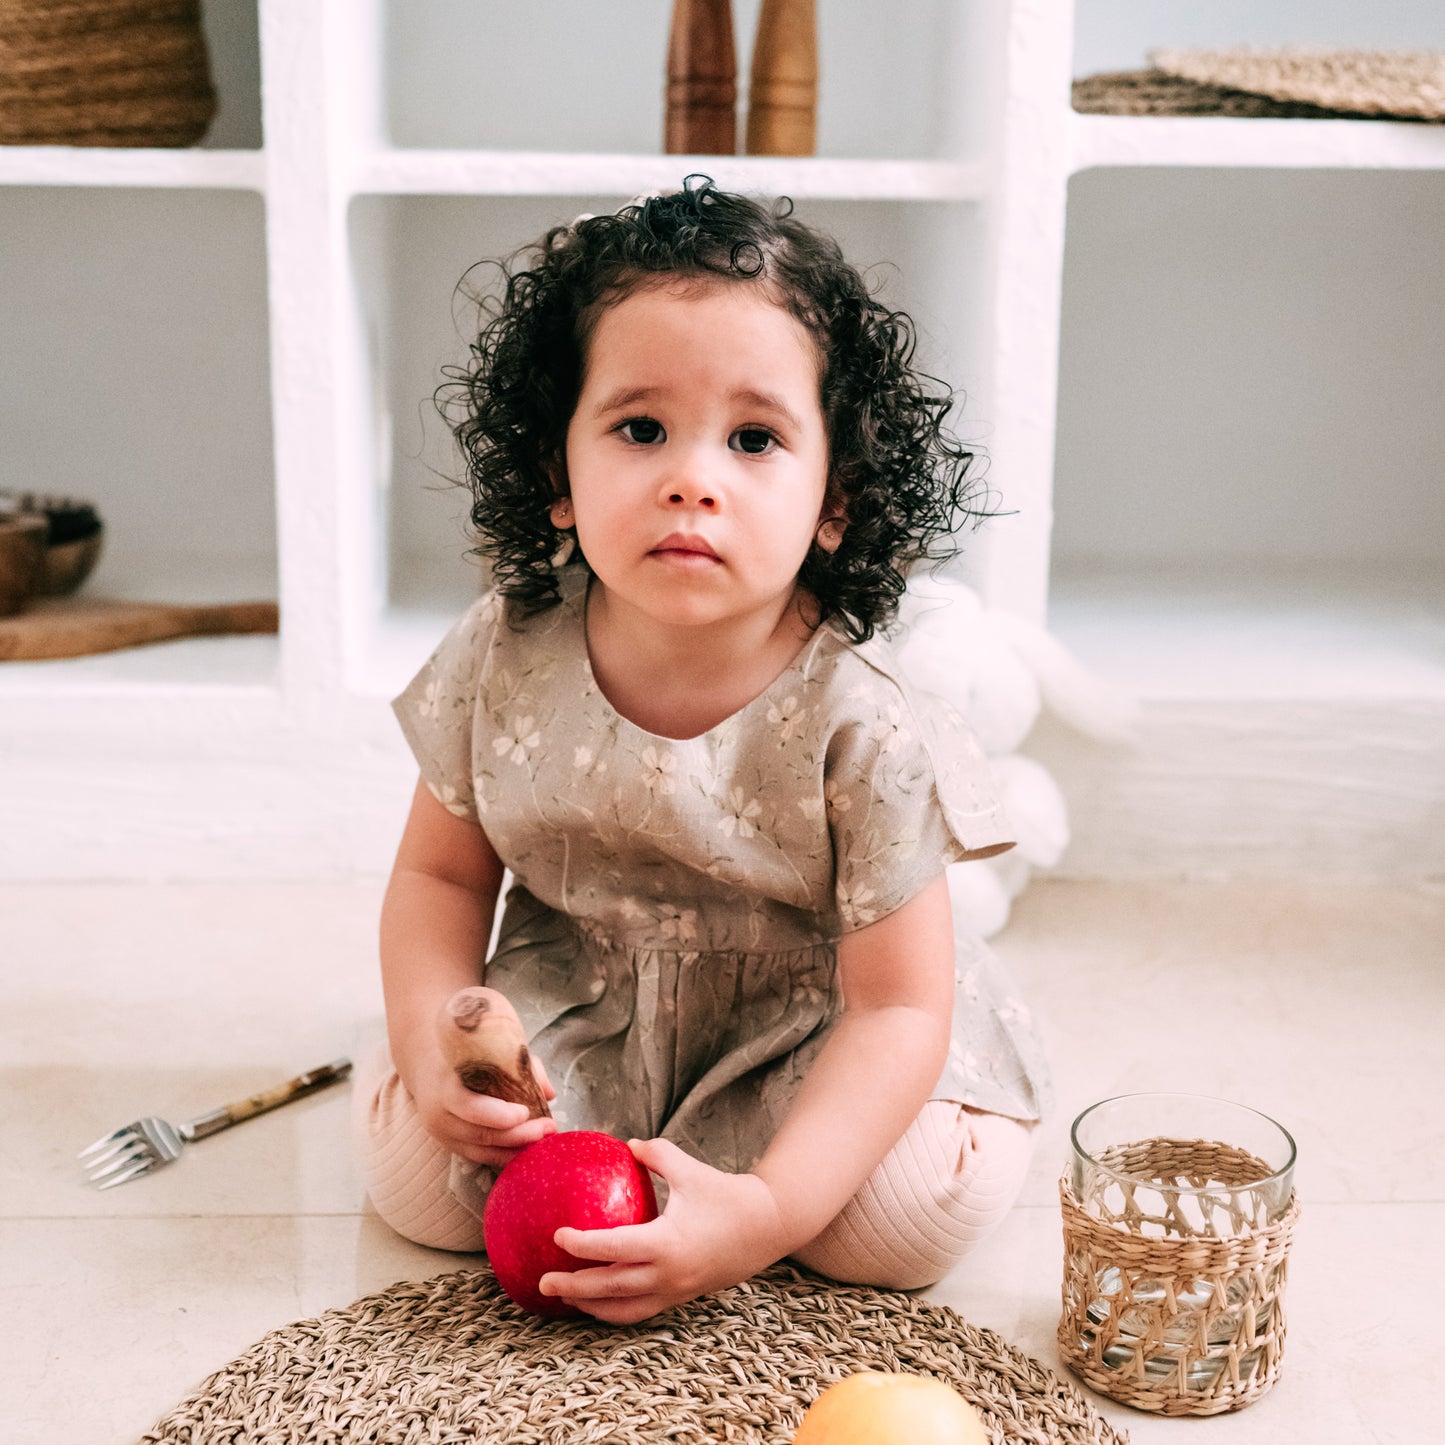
xmin=746 ymin=0 xmax=817 ymax=156
xmin=665 ymin=0 xmax=737 ymax=154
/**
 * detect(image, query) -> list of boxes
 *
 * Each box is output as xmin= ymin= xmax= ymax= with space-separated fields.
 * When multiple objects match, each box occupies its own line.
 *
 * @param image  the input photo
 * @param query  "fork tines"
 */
xmin=78 ymin=1118 xmax=180 ymax=1189
xmin=78 ymin=1130 xmax=152 ymax=1189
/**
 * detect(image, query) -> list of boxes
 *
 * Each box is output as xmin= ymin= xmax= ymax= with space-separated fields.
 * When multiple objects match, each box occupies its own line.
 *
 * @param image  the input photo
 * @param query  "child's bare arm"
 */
xmin=380 ymin=777 xmax=556 ymax=1162
xmin=541 ymin=873 xmax=955 ymax=1322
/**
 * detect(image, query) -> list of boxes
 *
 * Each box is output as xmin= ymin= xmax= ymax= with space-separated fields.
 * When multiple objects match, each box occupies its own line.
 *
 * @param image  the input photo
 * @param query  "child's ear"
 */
xmin=814 ymin=513 xmax=847 ymax=554
xmin=549 ymin=495 xmax=574 ymax=529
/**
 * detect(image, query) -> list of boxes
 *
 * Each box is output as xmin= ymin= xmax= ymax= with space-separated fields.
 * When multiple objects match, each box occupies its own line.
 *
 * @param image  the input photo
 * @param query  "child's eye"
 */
xmin=730 ymin=427 xmax=777 ymax=455
xmin=618 ymin=417 xmax=665 ymax=444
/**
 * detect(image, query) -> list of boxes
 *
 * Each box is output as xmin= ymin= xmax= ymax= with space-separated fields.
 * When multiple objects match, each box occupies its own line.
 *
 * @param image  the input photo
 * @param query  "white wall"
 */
xmin=1073 ymin=0 xmax=1445 ymax=77
xmin=1051 ymin=166 xmax=1445 ymax=573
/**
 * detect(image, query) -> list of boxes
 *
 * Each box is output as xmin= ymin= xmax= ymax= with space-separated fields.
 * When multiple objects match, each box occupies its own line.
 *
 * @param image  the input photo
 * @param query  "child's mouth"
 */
xmin=650 ymin=534 xmax=721 ymax=564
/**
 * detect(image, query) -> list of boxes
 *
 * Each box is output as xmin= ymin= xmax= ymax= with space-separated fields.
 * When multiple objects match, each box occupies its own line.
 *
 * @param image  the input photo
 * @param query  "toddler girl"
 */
xmin=355 ymin=177 xmax=1050 ymax=1324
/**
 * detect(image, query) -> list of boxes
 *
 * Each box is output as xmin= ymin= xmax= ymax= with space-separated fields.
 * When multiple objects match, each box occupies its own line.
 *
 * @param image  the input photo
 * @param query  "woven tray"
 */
xmin=139 ymin=1263 xmax=1131 ymax=1444
xmin=1074 ymin=47 xmax=1445 ymax=123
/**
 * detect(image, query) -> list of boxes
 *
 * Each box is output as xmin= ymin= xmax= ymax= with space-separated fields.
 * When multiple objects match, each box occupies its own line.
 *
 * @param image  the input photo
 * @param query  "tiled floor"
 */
xmin=4 ymin=877 xmax=1441 ymax=1443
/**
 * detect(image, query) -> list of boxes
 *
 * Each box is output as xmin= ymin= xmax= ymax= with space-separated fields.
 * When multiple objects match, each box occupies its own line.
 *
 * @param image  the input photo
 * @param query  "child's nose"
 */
xmin=661 ymin=451 xmax=719 ymax=510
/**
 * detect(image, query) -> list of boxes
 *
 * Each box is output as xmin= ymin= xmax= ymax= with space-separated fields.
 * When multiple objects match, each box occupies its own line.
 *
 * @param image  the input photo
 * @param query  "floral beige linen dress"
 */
xmin=394 ymin=567 xmax=1051 ymax=1218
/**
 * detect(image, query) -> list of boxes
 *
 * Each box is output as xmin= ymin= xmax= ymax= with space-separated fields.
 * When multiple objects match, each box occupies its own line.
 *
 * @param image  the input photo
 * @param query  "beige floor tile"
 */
xmin=0 ymin=1213 xmax=454 ymax=1445
xmin=994 ymin=879 xmax=1445 ymax=1208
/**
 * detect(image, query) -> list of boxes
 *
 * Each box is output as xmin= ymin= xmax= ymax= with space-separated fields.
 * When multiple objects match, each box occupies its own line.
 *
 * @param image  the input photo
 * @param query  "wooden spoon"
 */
xmin=439 ymin=987 xmax=552 ymax=1120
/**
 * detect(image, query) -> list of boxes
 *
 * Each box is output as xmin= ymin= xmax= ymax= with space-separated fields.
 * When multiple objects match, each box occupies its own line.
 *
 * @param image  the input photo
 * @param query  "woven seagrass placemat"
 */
xmin=139 ymin=1263 xmax=1130 ymax=1444
xmin=1075 ymin=47 xmax=1445 ymax=122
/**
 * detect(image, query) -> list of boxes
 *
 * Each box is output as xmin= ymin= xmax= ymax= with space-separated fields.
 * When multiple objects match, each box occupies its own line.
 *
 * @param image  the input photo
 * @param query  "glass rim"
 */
xmin=1070 ymin=1091 xmax=1298 ymax=1195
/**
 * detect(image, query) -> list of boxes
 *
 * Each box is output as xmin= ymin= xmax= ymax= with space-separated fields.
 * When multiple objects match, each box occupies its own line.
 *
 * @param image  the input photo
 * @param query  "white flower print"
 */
xmin=574 ymin=745 xmax=594 ymax=770
xmin=417 ymin=677 xmax=441 ymax=720
xmin=798 ymin=778 xmax=852 ymax=824
xmin=871 ymin=703 xmax=913 ymax=756
xmin=998 ymin=998 xmax=1032 ymax=1028
xmin=949 ymin=1039 xmax=983 ymax=1081
xmin=837 ymin=882 xmax=879 ymax=924
xmin=718 ymin=787 xmax=762 ymax=838
xmin=493 ymin=716 xmax=540 ymax=765
xmin=767 ymin=695 xmax=806 ymax=742
xmin=958 ymin=968 xmax=980 ymax=1002
xmin=618 ymin=895 xmax=647 ymax=922
xmin=658 ymin=906 xmax=698 ymax=944
xmin=425 ymin=779 xmax=471 ymax=818
xmin=641 ymin=746 xmax=678 ymax=795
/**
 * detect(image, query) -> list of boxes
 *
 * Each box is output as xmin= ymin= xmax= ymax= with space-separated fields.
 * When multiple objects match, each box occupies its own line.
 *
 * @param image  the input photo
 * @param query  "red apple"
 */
xmin=483 ymin=1129 xmax=659 ymax=1318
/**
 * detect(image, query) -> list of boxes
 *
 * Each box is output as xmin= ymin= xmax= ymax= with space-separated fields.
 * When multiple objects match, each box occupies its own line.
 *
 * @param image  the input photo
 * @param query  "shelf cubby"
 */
xmin=381 ymin=0 xmax=975 ymax=162
xmin=1049 ymin=165 xmax=1445 ymax=701
xmin=0 ymin=184 xmax=277 ymax=694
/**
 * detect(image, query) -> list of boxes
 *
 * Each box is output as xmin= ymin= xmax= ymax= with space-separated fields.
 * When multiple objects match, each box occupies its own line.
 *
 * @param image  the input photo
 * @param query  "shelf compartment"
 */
xmin=0 ymin=186 xmax=277 ymax=693
xmin=1052 ymin=165 xmax=1445 ymax=611
xmin=381 ymin=0 xmax=974 ymax=162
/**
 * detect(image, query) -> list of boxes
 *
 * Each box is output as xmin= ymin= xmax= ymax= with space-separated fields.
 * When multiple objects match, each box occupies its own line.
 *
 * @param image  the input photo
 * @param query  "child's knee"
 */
xmin=790 ymin=1101 xmax=1035 ymax=1290
xmin=350 ymin=1042 xmax=488 ymax=1253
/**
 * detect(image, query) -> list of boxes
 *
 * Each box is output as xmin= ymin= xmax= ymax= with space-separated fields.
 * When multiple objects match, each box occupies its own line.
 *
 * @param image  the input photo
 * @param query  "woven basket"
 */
xmin=1058 ymin=1137 xmax=1300 ymax=1417
xmin=0 ymin=0 xmax=215 ymax=146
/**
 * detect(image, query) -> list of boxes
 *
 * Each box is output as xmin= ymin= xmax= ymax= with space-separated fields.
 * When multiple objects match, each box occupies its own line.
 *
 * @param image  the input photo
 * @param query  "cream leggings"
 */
xmin=353 ymin=1046 xmax=1035 ymax=1292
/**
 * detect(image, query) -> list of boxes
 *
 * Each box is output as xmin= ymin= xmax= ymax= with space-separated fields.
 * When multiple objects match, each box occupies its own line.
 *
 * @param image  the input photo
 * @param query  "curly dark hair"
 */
xmin=439 ymin=175 xmax=993 ymax=642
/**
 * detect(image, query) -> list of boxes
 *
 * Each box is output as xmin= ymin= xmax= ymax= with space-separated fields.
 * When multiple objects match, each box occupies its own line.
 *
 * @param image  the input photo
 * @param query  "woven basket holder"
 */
xmin=0 ymin=0 xmax=215 ymax=147
xmin=1058 ymin=1137 xmax=1300 ymax=1417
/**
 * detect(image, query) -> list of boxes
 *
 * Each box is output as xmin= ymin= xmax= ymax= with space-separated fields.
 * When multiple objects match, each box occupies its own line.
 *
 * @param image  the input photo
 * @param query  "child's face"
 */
xmin=562 ymin=279 xmax=833 ymax=639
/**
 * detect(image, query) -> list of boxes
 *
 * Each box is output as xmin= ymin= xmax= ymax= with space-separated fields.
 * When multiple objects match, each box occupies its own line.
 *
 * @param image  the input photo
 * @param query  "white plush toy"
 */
xmin=890 ymin=573 xmax=1137 ymax=938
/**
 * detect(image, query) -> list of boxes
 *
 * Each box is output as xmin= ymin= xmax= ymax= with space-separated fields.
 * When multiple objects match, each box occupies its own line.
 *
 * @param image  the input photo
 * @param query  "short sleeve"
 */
xmin=391 ymin=594 xmax=500 ymax=823
xmin=825 ymin=683 xmax=1014 ymax=931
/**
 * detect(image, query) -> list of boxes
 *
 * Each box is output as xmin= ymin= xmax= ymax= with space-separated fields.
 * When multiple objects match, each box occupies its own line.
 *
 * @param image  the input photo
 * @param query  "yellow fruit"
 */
xmin=793 ymin=1371 xmax=989 ymax=1444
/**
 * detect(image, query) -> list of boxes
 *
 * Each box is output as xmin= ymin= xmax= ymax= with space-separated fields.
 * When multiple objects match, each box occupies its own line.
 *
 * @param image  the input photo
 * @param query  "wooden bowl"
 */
xmin=40 ymin=527 xmax=105 ymax=595
xmin=0 ymin=514 xmax=49 ymax=617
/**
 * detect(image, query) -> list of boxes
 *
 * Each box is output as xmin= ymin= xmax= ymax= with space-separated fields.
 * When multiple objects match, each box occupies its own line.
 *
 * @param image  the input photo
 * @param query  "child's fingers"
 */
xmin=627 ymin=1135 xmax=699 ymax=1184
xmin=453 ymin=1090 xmax=537 ymax=1132
xmin=553 ymin=1220 xmax=658 ymax=1263
xmin=539 ymin=1262 xmax=658 ymax=1302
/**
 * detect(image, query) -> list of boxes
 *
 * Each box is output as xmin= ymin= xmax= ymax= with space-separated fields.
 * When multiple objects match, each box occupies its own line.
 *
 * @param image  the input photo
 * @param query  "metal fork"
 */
xmin=78 ymin=1058 xmax=353 ymax=1189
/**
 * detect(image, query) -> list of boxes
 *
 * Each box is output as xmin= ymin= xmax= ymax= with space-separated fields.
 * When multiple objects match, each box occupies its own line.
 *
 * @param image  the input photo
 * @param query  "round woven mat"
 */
xmin=139 ymin=1263 xmax=1130 ymax=1444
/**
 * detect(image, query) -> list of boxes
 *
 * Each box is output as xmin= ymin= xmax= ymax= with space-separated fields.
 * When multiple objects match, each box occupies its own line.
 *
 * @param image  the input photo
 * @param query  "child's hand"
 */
xmin=538 ymin=1138 xmax=790 ymax=1325
xmin=405 ymin=991 xmax=559 ymax=1166
xmin=414 ymin=1045 xmax=557 ymax=1167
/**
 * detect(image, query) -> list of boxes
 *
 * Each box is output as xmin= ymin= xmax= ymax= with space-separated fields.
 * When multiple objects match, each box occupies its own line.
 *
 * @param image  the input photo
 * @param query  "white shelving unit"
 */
xmin=3 ymin=0 xmax=1442 ymax=880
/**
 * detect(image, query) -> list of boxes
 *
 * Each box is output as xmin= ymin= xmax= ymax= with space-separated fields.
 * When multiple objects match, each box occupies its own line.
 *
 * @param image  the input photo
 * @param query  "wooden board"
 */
xmin=0 ymin=598 xmax=279 ymax=661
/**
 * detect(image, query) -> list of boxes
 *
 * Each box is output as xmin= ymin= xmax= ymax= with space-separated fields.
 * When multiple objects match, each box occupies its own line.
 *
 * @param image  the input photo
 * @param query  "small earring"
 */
xmin=816 ymin=518 xmax=844 ymax=553
xmin=550 ymin=497 xmax=573 ymax=527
